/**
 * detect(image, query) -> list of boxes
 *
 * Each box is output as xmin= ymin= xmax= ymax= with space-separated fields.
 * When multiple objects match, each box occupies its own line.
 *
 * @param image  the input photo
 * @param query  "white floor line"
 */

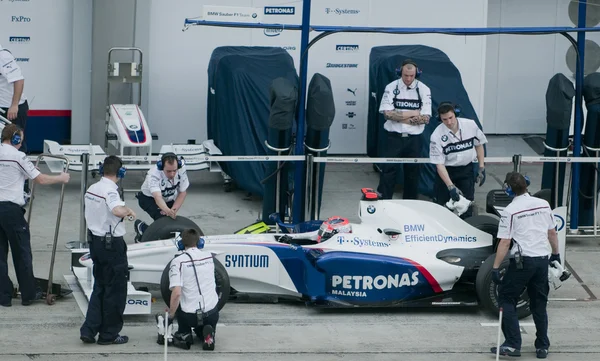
xmin=64 ymin=274 xmax=88 ymax=316
xmin=481 ymin=322 xmax=535 ymax=327
xmin=549 ymin=297 xmax=579 ymax=301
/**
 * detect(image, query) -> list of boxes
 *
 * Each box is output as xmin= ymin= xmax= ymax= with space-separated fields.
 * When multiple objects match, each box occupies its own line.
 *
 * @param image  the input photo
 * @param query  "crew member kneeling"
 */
xmin=80 ymin=155 xmax=136 ymax=345
xmin=490 ymin=172 xmax=560 ymax=359
xmin=429 ymin=102 xmax=487 ymax=218
xmin=167 ymin=228 xmax=219 ymax=351
xmin=134 ymin=152 xmax=189 ymax=242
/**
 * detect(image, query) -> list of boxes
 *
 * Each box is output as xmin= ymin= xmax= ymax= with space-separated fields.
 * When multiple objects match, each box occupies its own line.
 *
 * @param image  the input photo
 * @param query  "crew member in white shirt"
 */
xmin=377 ymin=59 xmax=432 ymax=199
xmin=0 ymin=44 xmax=29 ymax=153
xmin=134 ymin=152 xmax=189 ymax=241
xmin=0 ymin=124 xmax=69 ymax=307
xmin=490 ymin=172 xmax=560 ymax=359
xmin=80 ymin=155 xmax=136 ymax=346
xmin=167 ymin=228 xmax=219 ymax=351
xmin=429 ymin=102 xmax=487 ymax=218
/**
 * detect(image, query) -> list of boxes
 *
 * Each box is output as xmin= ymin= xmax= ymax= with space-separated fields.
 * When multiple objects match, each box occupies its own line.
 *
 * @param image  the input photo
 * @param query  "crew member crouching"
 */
xmin=429 ymin=102 xmax=487 ymax=218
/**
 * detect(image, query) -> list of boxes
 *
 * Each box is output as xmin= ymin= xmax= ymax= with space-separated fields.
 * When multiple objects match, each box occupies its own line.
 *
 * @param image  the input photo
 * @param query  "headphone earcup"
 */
xmin=98 ymin=162 xmax=104 ymax=176
xmin=176 ymin=239 xmax=184 ymax=251
xmin=415 ymin=67 xmax=422 ymax=78
xmin=118 ymin=167 xmax=127 ymax=179
xmin=11 ymin=134 xmax=21 ymax=145
xmin=197 ymin=237 xmax=205 ymax=249
xmin=525 ymin=175 xmax=531 ymax=187
xmin=156 ymin=159 xmax=163 ymax=171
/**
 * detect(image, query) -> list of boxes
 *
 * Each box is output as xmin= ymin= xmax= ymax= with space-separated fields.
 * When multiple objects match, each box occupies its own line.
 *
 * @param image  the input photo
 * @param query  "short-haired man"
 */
xmin=490 ymin=172 xmax=560 ymax=359
xmin=0 ymin=45 xmax=29 ymax=153
xmin=80 ymin=155 xmax=136 ymax=345
xmin=377 ymin=59 xmax=432 ymax=199
xmin=167 ymin=228 xmax=219 ymax=350
xmin=134 ymin=152 xmax=189 ymax=241
xmin=0 ymin=124 xmax=70 ymax=307
xmin=429 ymin=102 xmax=487 ymax=218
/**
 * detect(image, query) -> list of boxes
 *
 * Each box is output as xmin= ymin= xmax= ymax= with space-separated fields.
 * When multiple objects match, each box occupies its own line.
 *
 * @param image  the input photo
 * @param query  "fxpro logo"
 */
xmin=15 ymin=57 xmax=29 ymax=62
xmin=336 ymin=45 xmax=359 ymax=53
xmin=281 ymin=46 xmax=296 ymax=51
xmin=325 ymin=8 xmax=361 ymax=15
xmin=326 ymin=63 xmax=358 ymax=69
xmin=264 ymin=6 xmax=295 ymax=15
xmin=11 ymin=16 xmax=31 ymax=22
xmin=331 ymin=272 xmax=420 ymax=297
xmin=225 ymin=254 xmax=269 ymax=268
xmin=264 ymin=28 xmax=283 ymax=37
xmin=9 ymin=36 xmax=30 ymax=43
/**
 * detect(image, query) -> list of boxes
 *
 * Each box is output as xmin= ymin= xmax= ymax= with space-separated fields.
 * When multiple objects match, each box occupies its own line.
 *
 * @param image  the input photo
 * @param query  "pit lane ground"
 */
xmin=1 ymin=136 xmax=599 ymax=360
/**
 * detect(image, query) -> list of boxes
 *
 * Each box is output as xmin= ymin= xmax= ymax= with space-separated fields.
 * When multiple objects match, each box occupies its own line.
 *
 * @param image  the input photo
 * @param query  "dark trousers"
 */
xmin=499 ymin=257 xmax=550 ymax=350
xmin=434 ymin=164 xmax=475 ymax=219
xmin=176 ymin=307 xmax=219 ymax=337
xmin=0 ymin=202 xmax=37 ymax=305
xmin=80 ymin=233 xmax=128 ymax=342
xmin=136 ymin=192 xmax=174 ymax=221
xmin=1 ymin=100 xmax=29 ymax=154
xmin=377 ymin=132 xmax=421 ymax=200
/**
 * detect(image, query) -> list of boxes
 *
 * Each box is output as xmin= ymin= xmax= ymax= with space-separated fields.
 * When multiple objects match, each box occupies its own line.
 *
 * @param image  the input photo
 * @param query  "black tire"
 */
xmin=139 ymin=216 xmax=204 ymax=243
xmin=160 ymin=257 xmax=230 ymax=312
xmin=464 ymin=215 xmax=500 ymax=250
xmin=533 ymin=189 xmax=552 ymax=204
xmin=476 ymin=253 xmax=532 ymax=319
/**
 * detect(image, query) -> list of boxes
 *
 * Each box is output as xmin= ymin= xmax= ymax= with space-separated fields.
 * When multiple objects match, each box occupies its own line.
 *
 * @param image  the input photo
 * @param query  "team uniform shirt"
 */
xmin=140 ymin=164 xmax=189 ymax=202
xmin=429 ymin=117 xmax=488 ymax=166
xmin=169 ymin=247 xmax=219 ymax=314
xmin=497 ymin=193 xmax=556 ymax=257
xmin=379 ymin=79 xmax=432 ymax=135
xmin=0 ymin=144 xmax=40 ymax=206
xmin=84 ymin=177 xmax=127 ymax=237
xmin=0 ymin=47 xmax=27 ymax=108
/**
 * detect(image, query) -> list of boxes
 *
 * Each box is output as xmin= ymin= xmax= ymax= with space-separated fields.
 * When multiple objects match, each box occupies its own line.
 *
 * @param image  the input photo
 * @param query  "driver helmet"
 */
xmin=317 ymin=216 xmax=352 ymax=243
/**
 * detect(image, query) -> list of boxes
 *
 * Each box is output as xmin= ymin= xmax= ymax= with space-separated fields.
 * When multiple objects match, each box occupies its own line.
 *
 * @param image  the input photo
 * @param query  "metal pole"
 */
xmin=555 ymin=149 xmax=560 ymax=209
xmin=512 ymin=154 xmax=522 ymax=173
xmin=275 ymin=150 xmax=282 ymax=233
xmin=80 ymin=153 xmax=89 ymax=244
xmin=305 ymin=154 xmax=314 ymax=219
xmin=313 ymin=159 xmax=320 ymax=221
xmin=292 ymin=0 xmax=313 ymax=224
xmin=569 ymin=0 xmax=587 ymax=231
xmin=595 ymin=150 xmax=598 ymax=236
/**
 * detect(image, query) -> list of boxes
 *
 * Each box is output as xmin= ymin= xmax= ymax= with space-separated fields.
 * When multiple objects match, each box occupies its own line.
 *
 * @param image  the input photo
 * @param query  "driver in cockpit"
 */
xmin=317 ymin=216 xmax=352 ymax=243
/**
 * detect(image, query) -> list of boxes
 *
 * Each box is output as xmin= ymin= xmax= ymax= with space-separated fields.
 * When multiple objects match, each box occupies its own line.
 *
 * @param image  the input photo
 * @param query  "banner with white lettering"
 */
xmin=0 ymin=0 xmax=72 ymax=110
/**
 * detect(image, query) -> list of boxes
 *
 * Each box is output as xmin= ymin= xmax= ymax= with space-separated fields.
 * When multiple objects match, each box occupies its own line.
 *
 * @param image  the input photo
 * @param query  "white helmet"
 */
xmin=317 ymin=216 xmax=352 ymax=243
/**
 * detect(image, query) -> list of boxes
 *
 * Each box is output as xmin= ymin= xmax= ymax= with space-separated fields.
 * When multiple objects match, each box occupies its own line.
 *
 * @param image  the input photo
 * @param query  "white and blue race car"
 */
xmin=71 ymin=188 xmax=569 ymax=319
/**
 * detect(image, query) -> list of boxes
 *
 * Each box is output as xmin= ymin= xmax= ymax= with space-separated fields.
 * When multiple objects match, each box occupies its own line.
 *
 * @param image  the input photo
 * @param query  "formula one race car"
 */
xmin=70 ymin=188 xmax=568 ymax=319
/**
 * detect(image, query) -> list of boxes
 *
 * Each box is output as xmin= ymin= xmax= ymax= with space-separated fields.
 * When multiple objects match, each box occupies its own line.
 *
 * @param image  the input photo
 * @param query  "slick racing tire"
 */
xmin=139 ymin=216 xmax=204 ymax=243
xmin=464 ymin=215 xmax=500 ymax=251
xmin=476 ymin=253 xmax=532 ymax=319
xmin=533 ymin=189 xmax=552 ymax=204
xmin=160 ymin=257 xmax=230 ymax=312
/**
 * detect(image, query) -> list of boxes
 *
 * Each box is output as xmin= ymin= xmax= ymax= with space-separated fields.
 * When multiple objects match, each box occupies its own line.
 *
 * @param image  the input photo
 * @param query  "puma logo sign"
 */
xmin=347 ymin=88 xmax=357 ymax=96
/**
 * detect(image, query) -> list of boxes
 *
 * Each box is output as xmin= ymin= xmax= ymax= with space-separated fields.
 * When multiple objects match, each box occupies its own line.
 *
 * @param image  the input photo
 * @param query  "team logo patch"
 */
xmin=393 ymin=88 xmax=400 ymax=95
xmin=441 ymin=135 xmax=448 ymax=142
xmin=367 ymin=205 xmax=376 ymax=214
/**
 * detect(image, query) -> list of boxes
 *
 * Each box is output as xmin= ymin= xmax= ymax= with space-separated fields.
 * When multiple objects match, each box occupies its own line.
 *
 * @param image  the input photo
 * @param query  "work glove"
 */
xmin=476 ymin=167 xmax=486 ymax=186
xmin=448 ymin=185 xmax=463 ymax=202
xmin=491 ymin=268 xmax=502 ymax=284
xmin=549 ymin=253 xmax=561 ymax=267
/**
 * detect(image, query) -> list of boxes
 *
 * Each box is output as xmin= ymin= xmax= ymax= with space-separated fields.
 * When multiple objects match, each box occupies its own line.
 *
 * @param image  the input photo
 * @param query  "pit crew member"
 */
xmin=377 ymin=59 xmax=432 ymax=200
xmin=134 ymin=152 xmax=189 ymax=241
xmin=80 ymin=155 xmax=136 ymax=345
xmin=429 ymin=102 xmax=487 ymax=218
xmin=167 ymin=228 xmax=219 ymax=351
xmin=490 ymin=172 xmax=560 ymax=359
xmin=0 ymin=45 xmax=29 ymax=153
xmin=0 ymin=124 xmax=70 ymax=307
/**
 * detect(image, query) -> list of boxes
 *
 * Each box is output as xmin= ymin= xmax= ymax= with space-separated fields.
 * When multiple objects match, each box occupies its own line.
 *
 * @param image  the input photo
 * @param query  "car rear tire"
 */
xmin=464 ymin=215 xmax=500 ymax=250
xmin=139 ymin=216 xmax=204 ymax=243
xmin=476 ymin=253 xmax=531 ymax=319
xmin=160 ymin=257 xmax=230 ymax=312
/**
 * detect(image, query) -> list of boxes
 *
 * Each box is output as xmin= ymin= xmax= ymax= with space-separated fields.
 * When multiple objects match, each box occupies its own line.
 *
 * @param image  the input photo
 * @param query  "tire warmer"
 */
xmin=262 ymin=77 xmax=297 ymax=224
xmin=304 ymin=73 xmax=335 ymax=221
xmin=541 ymin=73 xmax=574 ymax=208
xmin=577 ymin=73 xmax=600 ymax=227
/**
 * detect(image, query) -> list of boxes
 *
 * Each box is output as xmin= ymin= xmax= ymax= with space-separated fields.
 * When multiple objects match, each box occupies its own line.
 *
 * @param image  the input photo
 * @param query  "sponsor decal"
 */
xmin=264 ymin=6 xmax=295 ymax=15
xmin=347 ymin=88 xmax=357 ymax=96
xmin=404 ymin=234 xmax=477 ymax=243
xmin=336 ymin=236 xmax=390 ymax=248
xmin=443 ymin=138 xmax=474 ymax=155
xmin=281 ymin=46 xmax=296 ymax=51
xmin=127 ymin=299 xmax=149 ymax=306
xmin=554 ymin=214 xmax=565 ymax=231
xmin=325 ymin=8 xmax=361 ymax=15
xmin=394 ymin=99 xmax=421 ymax=109
xmin=336 ymin=44 xmax=359 ymax=52
xmin=9 ymin=36 xmax=30 ymax=43
xmin=15 ymin=57 xmax=29 ymax=62
xmin=404 ymin=224 xmax=425 ymax=232
xmin=264 ymin=28 xmax=282 ymax=37
xmin=367 ymin=205 xmax=376 ymax=214
xmin=345 ymin=101 xmax=356 ymax=106
xmin=203 ymin=6 xmax=260 ymax=23
xmin=441 ymin=135 xmax=448 ymax=142
xmin=3 ymin=0 xmax=31 ymax=2
xmin=346 ymin=112 xmax=356 ymax=118
xmin=225 ymin=254 xmax=269 ymax=268
xmin=11 ymin=16 xmax=31 ymax=22
xmin=326 ymin=63 xmax=358 ymax=68
xmin=341 ymin=123 xmax=356 ymax=130
xmin=331 ymin=272 xmax=420 ymax=297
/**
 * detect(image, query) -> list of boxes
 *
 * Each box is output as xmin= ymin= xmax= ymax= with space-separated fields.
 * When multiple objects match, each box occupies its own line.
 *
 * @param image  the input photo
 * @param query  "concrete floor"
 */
xmin=1 ymin=135 xmax=599 ymax=360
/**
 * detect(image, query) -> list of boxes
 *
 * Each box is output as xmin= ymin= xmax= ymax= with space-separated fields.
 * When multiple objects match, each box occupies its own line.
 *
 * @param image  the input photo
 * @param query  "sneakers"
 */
xmin=173 ymin=332 xmax=193 ymax=350
xmin=490 ymin=346 xmax=521 ymax=357
xmin=202 ymin=325 xmax=215 ymax=351
xmin=80 ymin=335 xmax=96 ymax=344
xmin=97 ymin=335 xmax=129 ymax=345
xmin=536 ymin=349 xmax=548 ymax=359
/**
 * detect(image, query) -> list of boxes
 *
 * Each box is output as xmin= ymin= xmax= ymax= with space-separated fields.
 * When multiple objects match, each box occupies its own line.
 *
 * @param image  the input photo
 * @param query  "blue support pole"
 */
xmin=570 ymin=0 xmax=587 ymax=231
xmin=292 ymin=0 xmax=312 ymax=223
